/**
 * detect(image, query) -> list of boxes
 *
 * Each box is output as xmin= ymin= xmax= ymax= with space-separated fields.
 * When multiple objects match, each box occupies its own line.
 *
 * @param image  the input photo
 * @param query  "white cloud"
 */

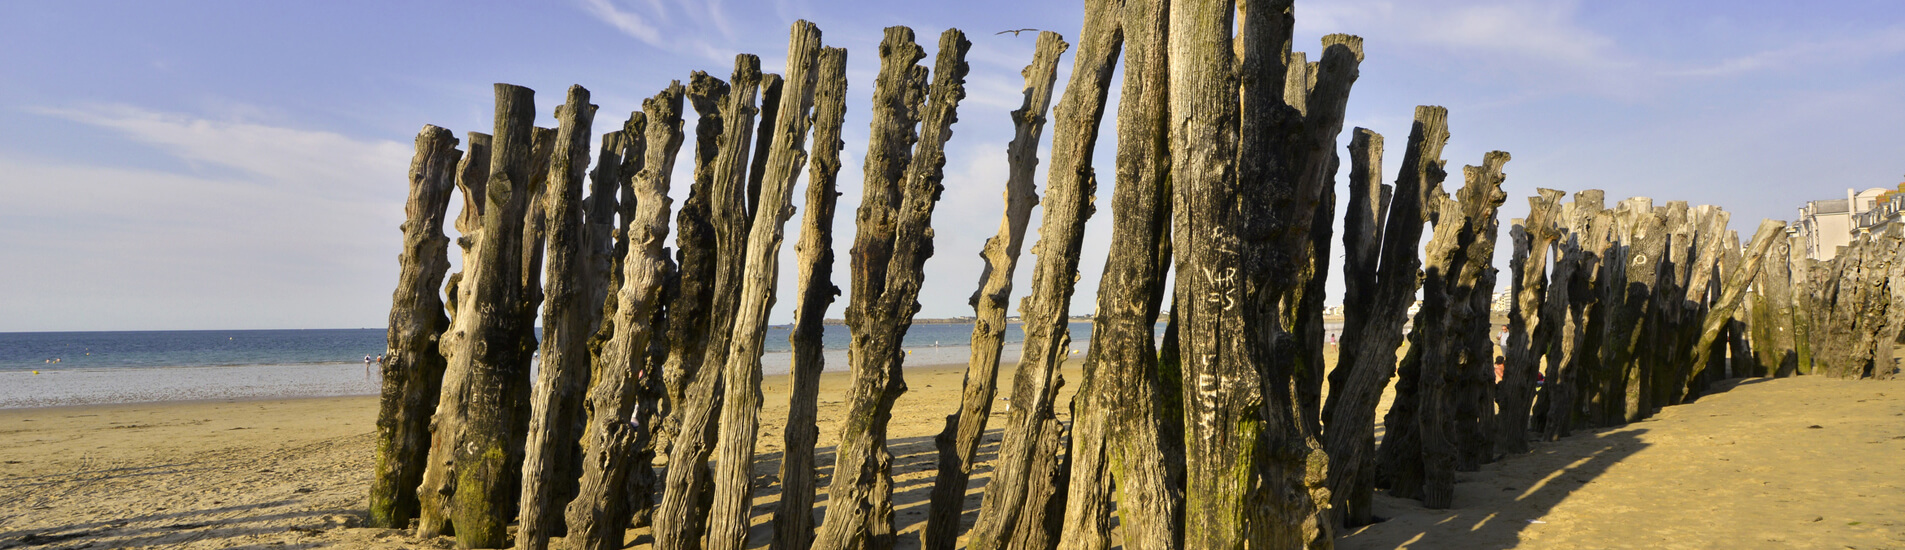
xmin=576 ymin=0 xmax=743 ymax=64
xmin=30 ymin=104 xmax=412 ymax=203
xmin=1 ymin=106 xmax=417 ymax=330
xmin=1670 ymin=25 xmax=1905 ymax=77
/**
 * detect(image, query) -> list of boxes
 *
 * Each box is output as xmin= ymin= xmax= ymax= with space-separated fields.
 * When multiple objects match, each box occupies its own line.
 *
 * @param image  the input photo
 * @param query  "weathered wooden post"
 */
xmin=1166 ymin=0 xmax=1259 ymax=544
xmin=654 ymin=73 xmax=728 ymax=459
xmin=921 ymin=29 xmax=1064 ymax=550
xmin=562 ymin=84 xmax=685 ymax=550
xmin=369 ymin=125 xmax=461 ymax=529
xmin=1325 ymin=109 xmax=1443 ymax=527
xmin=967 ymin=4 xmax=1119 ymax=547
xmin=1846 ymin=232 xmax=1898 ymax=379
xmin=416 ymin=83 xmax=542 ymax=549
xmin=1678 ymin=206 xmax=1728 ymax=399
xmin=1602 ymin=198 xmax=1664 ymax=424
xmin=1690 ymin=220 xmax=1790 ymax=372
xmin=1061 ymin=0 xmax=1182 ymax=544
xmin=770 ymin=45 xmax=847 ymax=550
xmin=1449 ymin=156 xmax=1508 ymax=472
xmin=1754 ymin=236 xmax=1799 ymax=377
xmin=814 ymin=27 xmax=968 ymax=550
xmin=516 ymin=85 xmax=598 ymax=550
xmin=1542 ymin=192 xmax=1611 ymax=441
xmin=706 ymin=21 xmax=823 ymax=550
xmin=1494 ymin=189 xmax=1563 ymax=457
xmin=1406 ymin=152 xmax=1508 ymax=509
xmin=655 ymin=54 xmax=764 ymax=550
xmin=1787 ymin=235 xmax=1816 ymax=374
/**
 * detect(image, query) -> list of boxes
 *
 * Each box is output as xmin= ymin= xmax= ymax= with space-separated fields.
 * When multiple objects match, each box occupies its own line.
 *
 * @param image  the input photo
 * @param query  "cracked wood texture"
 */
xmin=967 ymin=5 xmax=1119 ymax=548
xmin=1690 ymin=220 xmax=1788 ymax=375
xmin=369 ymin=124 xmax=460 ymax=529
xmin=1495 ymin=188 xmax=1563 ymax=457
xmin=1078 ymin=0 xmax=1183 ymax=545
xmin=920 ymin=29 xmax=1063 ymax=550
xmin=655 ymin=55 xmax=763 ymax=550
xmin=564 ymin=84 xmax=684 ymax=550
xmin=814 ymin=26 xmax=967 ymax=550
xmin=707 ymin=21 xmax=822 ymax=550
xmin=1409 ymin=152 xmax=1508 ymax=510
xmin=1240 ymin=7 xmax=1363 ymax=545
xmin=517 ymin=85 xmax=598 ymax=550
xmin=771 ymin=44 xmax=847 ymax=550
xmin=1325 ymin=107 xmax=1444 ymax=529
xmin=657 ymin=72 xmax=729 ymax=461
xmin=417 ymin=84 xmax=542 ymax=549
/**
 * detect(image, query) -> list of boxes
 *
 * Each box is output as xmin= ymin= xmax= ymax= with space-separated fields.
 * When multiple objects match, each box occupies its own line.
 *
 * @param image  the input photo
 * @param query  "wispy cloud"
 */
xmin=1670 ymin=25 xmax=1905 ymax=77
xmin=30 ymin=104 xmax=411 ymax=202
xmin=576 ymin=0 xmax=742 ymax=64
xmin=1 ymin=105 xmax=416 ymax=330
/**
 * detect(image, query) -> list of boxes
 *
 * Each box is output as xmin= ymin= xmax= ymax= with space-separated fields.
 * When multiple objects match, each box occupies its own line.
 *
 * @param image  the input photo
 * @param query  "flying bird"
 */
xmin=996 ymin=28 xmax=1038 ymax=36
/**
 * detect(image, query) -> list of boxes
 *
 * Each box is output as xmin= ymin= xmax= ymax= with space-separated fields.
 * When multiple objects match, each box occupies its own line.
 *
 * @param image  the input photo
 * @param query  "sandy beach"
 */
xmin=2 ymin=362 xmax=1900 ymax=549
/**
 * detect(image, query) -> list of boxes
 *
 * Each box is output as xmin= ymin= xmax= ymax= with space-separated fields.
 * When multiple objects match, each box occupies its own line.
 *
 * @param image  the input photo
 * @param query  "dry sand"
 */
xmin=2 ymin=362 xmax=1900 ymax=549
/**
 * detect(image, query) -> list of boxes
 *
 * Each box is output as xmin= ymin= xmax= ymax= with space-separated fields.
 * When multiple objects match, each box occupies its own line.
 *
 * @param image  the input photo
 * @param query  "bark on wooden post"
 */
xmin=1787 ymin=235 xmax=1816 ymax=374
xmin=655 ymin=55 xmax=764 ymax=550
xmin=1847 ymin=232 xmax=1897 ymax=379
xmin=1166 ymin=0 xmax=1253 ymax=544
xmin=1602 ymin=198 xmax=1664 ymax=425
xmin=1325 ymin=109 xmax=1444 ymax=528
xmin=655 ymin=72 xmax=728 ymax=459
xmin=1449 ymin=158 xmax=1508 ymax=472
xmin=1871 ymin=233 xmax=1905 ymax=380
xmin=562 ymin=84 xmax=686 ymax=550
xmin=1405 ymin=152 xmax=1508 ymax=509
xmin=1323 ymin=129 xmax=1388 ymax=437
xmin=369 ymin=124 xmax=461 ymax=529
xmin=1541 ymin=192 xmax=1610 ymax=442
xmin=814 ymin=27 xmax=967 ymax=550
xmin=967 ymin=5 xmax=1119 ymax=548
xmin=416 ymin=83 xmax=541 ymax=549
xmin=1678 ymin=207 xmax=1728 ymax=398
xmin=1755 ymin=236 xmax=1799 ymax=378
xmin=1243 ymin=23 xmax=1365 ymax=547
xmin=517 ymin=85 xmax=598 ymax=550
xmin=1690 ymin=220 xmax=1790 ymax=372
xmin=1071 ymin=0 xmax=1182 ymax=544
xmin=445 ymin=133 xmax=492 ymax=322
xmin=706 ymin=21 xmax=822 ymax=550
xmin=770 ymin=45 xmax=848 ymax=550
xmin=1494 ymin=188 xmax=1563 ymax=457
xmin=921 ymin=30 xmax=1064 ymax=550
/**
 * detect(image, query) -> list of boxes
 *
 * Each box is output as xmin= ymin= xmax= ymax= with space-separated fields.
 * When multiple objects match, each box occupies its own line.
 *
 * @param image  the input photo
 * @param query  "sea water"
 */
xmin=0 ymin=322 xmax=1101 ymax=408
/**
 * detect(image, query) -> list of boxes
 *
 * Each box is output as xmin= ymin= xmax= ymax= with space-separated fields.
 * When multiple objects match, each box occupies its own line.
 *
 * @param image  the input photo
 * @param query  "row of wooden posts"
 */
xmin=366 ymin=3 xmax=1893 ymax=550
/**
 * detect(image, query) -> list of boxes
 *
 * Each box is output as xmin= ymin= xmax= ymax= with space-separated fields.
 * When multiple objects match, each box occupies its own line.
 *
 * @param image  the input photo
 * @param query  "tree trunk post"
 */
xmin=1072 ymin=0 xmax=1185 ymax=544
xmin=1494 ymin=188 xmax=1563 ymax=457
xmin=968 ymin=5 xmax=1120 ymax=548
xmin=370 ymin=125 xmax=461 ymax=529
xmin=706 ymin=21 xmax=823 ymax=550
xmin=770 ymin=44 xmax=848 ymax=550
xmin=1324 ymin=109 xmax=1444 ymax=528
xmin=416 ymin=83 xmax=543 ymax=549
xmin=920 ymin=29 xmax=1065 ymax=550
xmin=560 ymin=84 xmax=684 ymax=550
xmin=516 ymin=85 xmax=599 ymax=550
xmin=1690 ymin=220 xmax=1790 ymax=372
xmin=655 ymin=73 xmax=729 ymax=460
xmin=654 ymin=55 xmax=765 ymax=550
xmin=814 ymin=27 xmax=968 ymax=550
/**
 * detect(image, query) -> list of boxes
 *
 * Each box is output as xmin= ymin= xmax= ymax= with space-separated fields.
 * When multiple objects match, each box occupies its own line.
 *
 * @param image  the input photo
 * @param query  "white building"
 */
xmin=1795 ymin=187 xmax=1892 ymax=260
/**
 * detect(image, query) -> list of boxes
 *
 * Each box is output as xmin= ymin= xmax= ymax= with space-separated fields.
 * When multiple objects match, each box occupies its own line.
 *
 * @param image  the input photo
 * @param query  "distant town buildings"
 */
xmin=1795 ymin=185 xmax=1903 ymax=260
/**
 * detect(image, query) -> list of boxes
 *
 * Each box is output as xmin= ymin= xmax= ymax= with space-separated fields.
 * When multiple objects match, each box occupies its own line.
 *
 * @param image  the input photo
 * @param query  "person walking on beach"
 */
xmin=365 ymin=355 xmax=374 ymax=379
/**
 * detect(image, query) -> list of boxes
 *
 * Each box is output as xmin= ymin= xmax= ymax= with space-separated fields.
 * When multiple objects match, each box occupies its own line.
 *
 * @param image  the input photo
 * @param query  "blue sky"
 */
xmin=2 ymin=0 xmax=1902 ymax=331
